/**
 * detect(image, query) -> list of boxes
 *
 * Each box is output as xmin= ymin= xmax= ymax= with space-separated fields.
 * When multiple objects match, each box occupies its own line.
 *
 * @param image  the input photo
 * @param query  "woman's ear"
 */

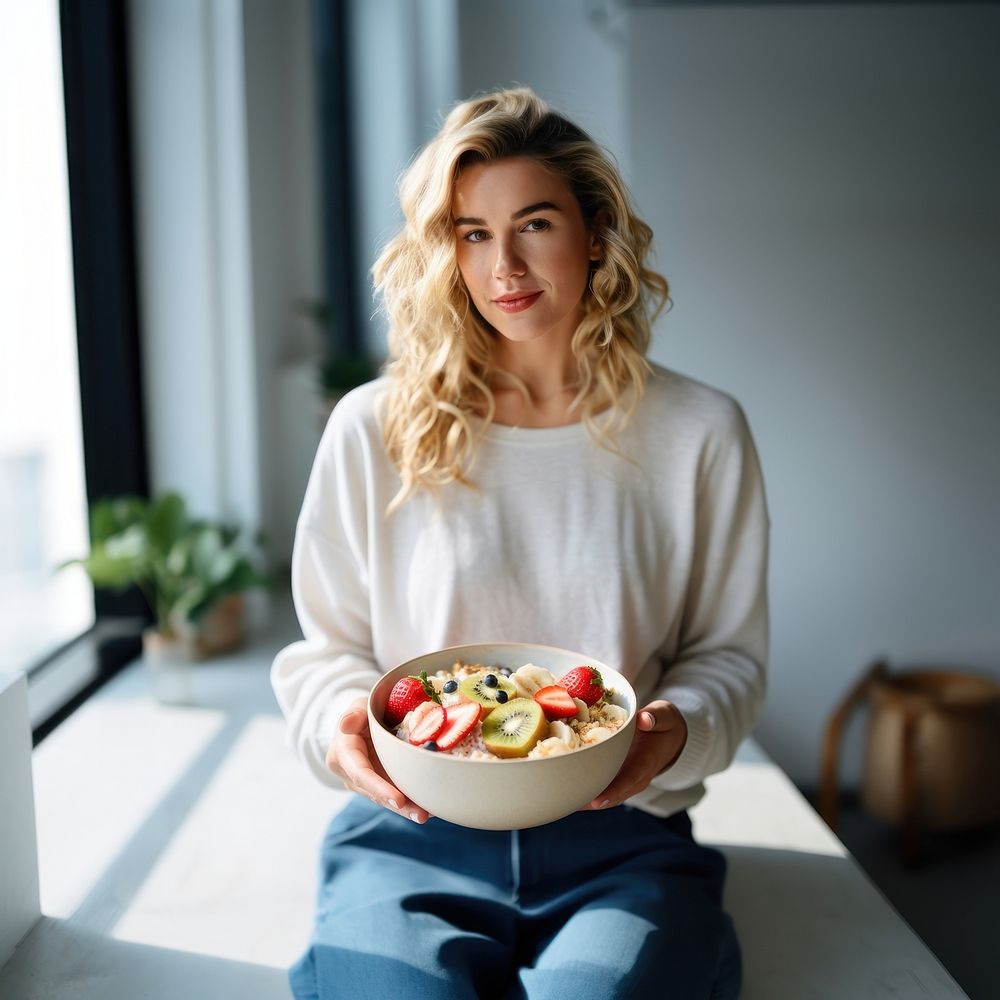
xmin=589 ymin=209 xmax=611 ymax=262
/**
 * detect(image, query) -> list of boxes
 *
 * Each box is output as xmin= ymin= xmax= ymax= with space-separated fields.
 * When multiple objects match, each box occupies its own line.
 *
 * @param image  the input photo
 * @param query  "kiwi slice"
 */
xmin=482 ymin=698 xmax=547 ymax=758
xmin=458 ymin=672 xmax=516 ymax=715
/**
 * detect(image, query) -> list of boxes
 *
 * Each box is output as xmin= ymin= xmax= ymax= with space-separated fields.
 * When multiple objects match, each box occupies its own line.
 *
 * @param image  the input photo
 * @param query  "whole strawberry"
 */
xmin=558 ymin=666 xmax=605 ymax=706
xmin=384 ymin=670 xmax=439 ymax=727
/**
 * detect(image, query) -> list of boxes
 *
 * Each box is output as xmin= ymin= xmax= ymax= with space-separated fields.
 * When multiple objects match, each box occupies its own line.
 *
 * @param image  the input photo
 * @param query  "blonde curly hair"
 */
xmin=373 ymin=87 xmax=669 ymax=510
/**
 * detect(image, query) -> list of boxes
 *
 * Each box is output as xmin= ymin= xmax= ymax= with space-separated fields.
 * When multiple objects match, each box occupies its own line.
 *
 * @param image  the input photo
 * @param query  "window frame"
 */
xmin=313 ymin=0 xmax=363 ymax=358
xmin=29 ymin=0 xmax=151 ymax=744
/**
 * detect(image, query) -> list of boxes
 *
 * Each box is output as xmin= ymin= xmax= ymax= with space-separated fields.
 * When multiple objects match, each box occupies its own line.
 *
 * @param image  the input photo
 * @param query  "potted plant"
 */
xmin=295 ymin=298 xmax=381 ymax=421
xmin=61 ymin=492 xmax=271 ymax=702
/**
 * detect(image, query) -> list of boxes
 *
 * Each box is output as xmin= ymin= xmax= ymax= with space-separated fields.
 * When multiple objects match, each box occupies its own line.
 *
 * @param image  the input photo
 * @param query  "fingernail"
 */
xmin=598 ymin=799 xmax=611 ymax=809
xmin=386 ymin=799 xmax=400 ymax=811
xmin=408 ymin=811 xmax=422 ymax=823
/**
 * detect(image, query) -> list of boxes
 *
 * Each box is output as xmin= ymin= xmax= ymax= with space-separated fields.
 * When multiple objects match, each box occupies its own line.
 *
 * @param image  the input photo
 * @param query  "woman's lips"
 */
xmin=493 ymin=291 xmax=542 ymax=314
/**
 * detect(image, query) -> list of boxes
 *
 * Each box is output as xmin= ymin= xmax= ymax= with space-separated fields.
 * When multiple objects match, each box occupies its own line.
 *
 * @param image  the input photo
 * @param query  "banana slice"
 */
xmin=547 ymin=719 xmax=579 ymax=748
xmin=581 ymin=726 xmax=614 ymax=745
xmin=572 ymin=698 xmax=590 ymax=722
xmin=528 ymin=736 xmax=574 ymax=758
xmin=511 ymin=663 xmax=557 ymax=699
xmin=601 ymin=703 xmax=629 ymax=724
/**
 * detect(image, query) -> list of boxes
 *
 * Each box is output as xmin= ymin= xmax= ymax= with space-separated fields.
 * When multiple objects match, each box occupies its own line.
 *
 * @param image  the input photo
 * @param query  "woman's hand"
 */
xmin=325 ymin=696 xmax=431 ymax=824
xmin=583 ymin=699 xmax=688 ymax=810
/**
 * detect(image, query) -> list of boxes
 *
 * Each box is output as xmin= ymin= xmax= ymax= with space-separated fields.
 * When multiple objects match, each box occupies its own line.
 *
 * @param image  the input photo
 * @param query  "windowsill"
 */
xmin=0 ymin=569 xmax=95 ymax=680
xmin=27 ymin=616 xmax=146 ymax=738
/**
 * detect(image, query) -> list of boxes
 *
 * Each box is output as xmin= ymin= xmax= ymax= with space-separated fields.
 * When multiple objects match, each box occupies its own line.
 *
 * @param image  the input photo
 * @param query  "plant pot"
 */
xmin=142 ymin=628 xmax=194 ymax=706
xmin=191 ymin=593 xmax=246 ymax=659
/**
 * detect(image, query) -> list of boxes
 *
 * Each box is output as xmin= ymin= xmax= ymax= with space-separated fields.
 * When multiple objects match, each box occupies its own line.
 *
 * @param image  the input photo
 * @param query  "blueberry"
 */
xmin=499 ymin=667 xmax=512 ymax=677
xmin=443 ymin=680 xmax=458 ymax=694
xmin=484 ymin=674 xmax=499 ymax=688
xmin=496 ymin=690 xmax=509 ymax=704
xmin=422 ymin=741 xmax=439 ymax=751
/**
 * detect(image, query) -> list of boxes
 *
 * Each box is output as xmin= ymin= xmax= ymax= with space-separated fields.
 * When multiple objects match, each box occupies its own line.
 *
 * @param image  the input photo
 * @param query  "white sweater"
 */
xmin=271 ymin=364 xmax=769 ymax=817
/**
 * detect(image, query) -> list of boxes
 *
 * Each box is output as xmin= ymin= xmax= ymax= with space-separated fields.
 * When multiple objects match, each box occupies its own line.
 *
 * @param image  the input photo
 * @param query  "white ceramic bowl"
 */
xmin=368 ymin=642 xmax=636 ymax=830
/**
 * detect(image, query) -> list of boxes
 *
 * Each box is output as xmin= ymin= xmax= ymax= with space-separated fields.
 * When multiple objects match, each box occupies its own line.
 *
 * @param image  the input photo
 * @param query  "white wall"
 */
xmin=623 ymin=3 xmax=1000 ymax=785
xmin=456 ymin=0 xmax=627 ymax=172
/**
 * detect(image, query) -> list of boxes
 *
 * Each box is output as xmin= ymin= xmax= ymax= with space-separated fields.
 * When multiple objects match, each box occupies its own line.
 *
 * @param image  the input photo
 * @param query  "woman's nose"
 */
xmin=492 ymin=238 xmax=526 ymax=279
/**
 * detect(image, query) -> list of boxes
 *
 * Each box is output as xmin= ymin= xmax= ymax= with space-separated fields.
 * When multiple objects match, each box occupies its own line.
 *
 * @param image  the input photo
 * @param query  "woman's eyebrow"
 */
xmin=453 ymin=201 xmax=563 ymax=227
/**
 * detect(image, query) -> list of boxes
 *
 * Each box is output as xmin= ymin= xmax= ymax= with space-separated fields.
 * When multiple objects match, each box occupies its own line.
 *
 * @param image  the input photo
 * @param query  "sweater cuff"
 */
xmin=650 ymin=688 xmax=713 ymax=791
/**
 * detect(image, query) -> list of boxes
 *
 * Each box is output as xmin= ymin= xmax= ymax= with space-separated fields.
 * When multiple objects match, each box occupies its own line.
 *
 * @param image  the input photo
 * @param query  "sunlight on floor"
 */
xmin=110 ymin=714 xmax=341 ymax=968
xmin=693 ymin=759 xmax=846 ymax=858
xmin=32 ymin=698 xmax=227 ymax=918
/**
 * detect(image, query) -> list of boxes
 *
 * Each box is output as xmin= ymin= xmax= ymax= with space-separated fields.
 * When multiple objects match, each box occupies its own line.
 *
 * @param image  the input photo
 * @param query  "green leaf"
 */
xmin=209 ymin=547 xmax=240 ymax=585
xmin=188 ymin=528 xmax=225 ymax=583
xmin=90 ymin=496 xmax=145 ymax=542
xmin=104 ymin=524 xmax=147 ymax=561
xmin=90 ymin=501 xmax=121 ymax=542
xmin=165 ymin=536 xmax=192 ymax=578
xmin=219 ymin=524 xmax=241 ymax=547
xmin=227 ymin=561 xmax=270 ymax=589
xmin=319 ymin=354 xmax=381 ymax=393
xmin=75 ymin=541 xmax=142 ymax=589
xmin=172 ymin=582 xmax=209 ymax=622
xmin=147 ymin=493 xmax=188 ymax=552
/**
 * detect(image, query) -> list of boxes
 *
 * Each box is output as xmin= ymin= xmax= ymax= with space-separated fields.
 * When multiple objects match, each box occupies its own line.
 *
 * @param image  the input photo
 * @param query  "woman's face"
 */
xmin=451 ymin=157 xmax=600 ymax=349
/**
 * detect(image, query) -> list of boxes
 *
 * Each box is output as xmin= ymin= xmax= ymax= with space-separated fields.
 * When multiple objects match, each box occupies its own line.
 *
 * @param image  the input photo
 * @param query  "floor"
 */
xmin=814 ymin=794 xmax=1000 ymax=1000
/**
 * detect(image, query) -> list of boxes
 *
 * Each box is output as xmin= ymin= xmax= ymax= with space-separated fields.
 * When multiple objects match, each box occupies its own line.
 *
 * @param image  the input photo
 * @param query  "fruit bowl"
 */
xmin=368 ymin=642 xmax=637 ymax=830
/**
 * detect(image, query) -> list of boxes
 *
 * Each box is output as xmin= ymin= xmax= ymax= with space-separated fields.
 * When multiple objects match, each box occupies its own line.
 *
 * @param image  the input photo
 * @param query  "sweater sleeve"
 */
xmin=647 ymin=402 xmax=770 ymax=794
xmin=270 ymin=396 xmax=383 ymax=790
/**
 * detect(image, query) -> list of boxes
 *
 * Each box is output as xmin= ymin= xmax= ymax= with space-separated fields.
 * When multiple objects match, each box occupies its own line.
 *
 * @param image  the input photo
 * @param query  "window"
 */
xmin=3 ymin=0 xmax=150 ymax=741
xmin=0 ymin=0 xmax=94 ymax=676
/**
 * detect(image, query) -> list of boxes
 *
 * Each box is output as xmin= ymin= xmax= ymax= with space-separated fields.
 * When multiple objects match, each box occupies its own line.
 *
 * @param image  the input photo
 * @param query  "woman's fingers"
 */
xmin=338 ymin=733 xmax=396 ymax=799
xmin=330 ymin=707 xmax=431 ymax=823
xmin=585 ymin=741 xmax=653 ymax=809
xmin=583 ymin=700 xmax=688 ymax=810
xmin=338 ymin=705 xmax=369 ymax=735
xmin=342 ymin=734 xmax=430 ymax=822
xmin=637 ymin=699 xmax=687 ymax=736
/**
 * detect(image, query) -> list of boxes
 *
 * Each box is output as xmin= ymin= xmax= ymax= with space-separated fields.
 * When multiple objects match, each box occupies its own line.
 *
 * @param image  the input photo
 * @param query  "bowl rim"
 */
xmin=368 ymin=640 xmax=637 ymax=766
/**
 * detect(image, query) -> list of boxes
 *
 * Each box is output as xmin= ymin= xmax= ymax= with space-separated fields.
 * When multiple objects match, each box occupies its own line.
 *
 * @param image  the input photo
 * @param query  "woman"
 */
xmin=272 ymin=87 xmax=768 ymax=999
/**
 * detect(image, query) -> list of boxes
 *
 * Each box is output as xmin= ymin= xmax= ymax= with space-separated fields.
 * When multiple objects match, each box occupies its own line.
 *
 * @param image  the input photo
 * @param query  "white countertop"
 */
xmin=0 ymin=604 xmax=968 ymax=999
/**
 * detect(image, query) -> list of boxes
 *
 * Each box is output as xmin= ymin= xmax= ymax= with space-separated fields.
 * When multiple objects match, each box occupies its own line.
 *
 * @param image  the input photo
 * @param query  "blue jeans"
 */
xmin=291 ymin=796 xmax=741 ymax=999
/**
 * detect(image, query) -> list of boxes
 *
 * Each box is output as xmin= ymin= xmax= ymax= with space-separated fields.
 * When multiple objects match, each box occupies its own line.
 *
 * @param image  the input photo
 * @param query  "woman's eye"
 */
xmin=522 ymin=219 xmax=550 ymax=233
xmin=462 ymin=229 xmax=490 ymax=243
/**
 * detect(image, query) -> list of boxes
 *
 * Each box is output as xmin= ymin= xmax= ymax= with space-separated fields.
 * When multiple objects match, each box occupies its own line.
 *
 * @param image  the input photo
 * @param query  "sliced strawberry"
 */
xmin=533 ymin=684 xmax=580 ymax=720
xmin=384 ymin=670 xmax=439 ymax=727
xmin=558 ymin=666 xmax=605 ymax=706
xmin=408 ymin=702 xmax=446 ymax=745
xmin=435 ymin=702 xmax=482 ymax=751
